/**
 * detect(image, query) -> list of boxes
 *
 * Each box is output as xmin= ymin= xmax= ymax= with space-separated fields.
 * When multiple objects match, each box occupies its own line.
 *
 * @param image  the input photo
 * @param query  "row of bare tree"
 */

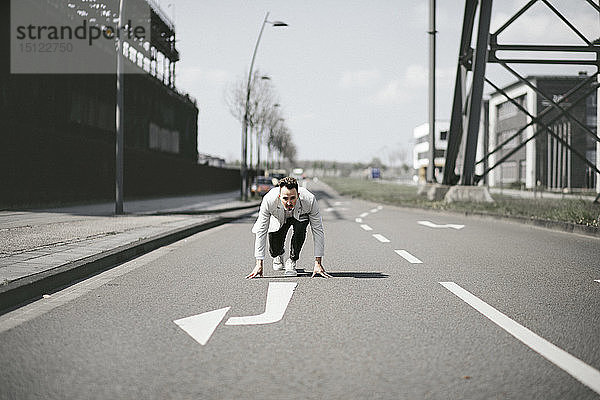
xmin=226 ymin=70 xmax=297 ymax=171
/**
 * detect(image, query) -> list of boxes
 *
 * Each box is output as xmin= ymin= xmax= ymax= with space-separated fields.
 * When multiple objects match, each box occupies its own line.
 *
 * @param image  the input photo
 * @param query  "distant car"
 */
xmin=251 ymin=176 xmax=275 ymax=197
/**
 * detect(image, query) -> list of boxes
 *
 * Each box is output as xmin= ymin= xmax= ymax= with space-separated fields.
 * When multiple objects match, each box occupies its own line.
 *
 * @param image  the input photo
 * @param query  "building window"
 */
xmin=439 ymin=130 xmax=448 ymax=141
xmin=416 ymin=136 xmax=429 ymax=144
xmin=498 ymin=129 xmax=519 ymax=148
xmin=519 ymin=160 xmax=526 ymax=182
xmin=497 ymin=95 xmax=526 ymax=120
xmin=500 ymin=161 xmax=517 ymax=183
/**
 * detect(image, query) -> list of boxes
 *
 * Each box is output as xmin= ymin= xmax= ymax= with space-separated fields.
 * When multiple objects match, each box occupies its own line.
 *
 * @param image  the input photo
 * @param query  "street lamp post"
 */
xmin=241 ymin=12 xmax=287 ymax=200
xmin=115 ymin=0 xmax=125 ymax=214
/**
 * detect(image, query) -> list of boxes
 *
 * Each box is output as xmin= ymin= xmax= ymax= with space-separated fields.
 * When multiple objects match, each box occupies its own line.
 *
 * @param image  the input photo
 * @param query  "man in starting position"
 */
xmin=246 ymin=177 xmax=331 ymax=279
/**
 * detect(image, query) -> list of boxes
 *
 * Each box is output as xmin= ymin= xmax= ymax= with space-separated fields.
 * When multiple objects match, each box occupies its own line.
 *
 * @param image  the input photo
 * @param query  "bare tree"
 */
xmin=225 ymin=70 xmax=297 ymax=170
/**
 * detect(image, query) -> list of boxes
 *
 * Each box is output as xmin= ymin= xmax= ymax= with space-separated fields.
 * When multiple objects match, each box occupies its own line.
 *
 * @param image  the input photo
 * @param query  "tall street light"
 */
xmin=115 ymin=0 xmax=125 ymax=214
xmin=241 ymin=12 xmax=287 ymax=200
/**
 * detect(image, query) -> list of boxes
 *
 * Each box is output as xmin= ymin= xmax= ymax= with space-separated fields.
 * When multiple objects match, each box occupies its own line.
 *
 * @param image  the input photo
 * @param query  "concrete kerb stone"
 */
xmin=0 ymin=205 xmax=260 ymax=314
xmin=416 ymin=183 xmax=451 ymax=201
xmin=445 ymin=185 xmax=495 ymax=203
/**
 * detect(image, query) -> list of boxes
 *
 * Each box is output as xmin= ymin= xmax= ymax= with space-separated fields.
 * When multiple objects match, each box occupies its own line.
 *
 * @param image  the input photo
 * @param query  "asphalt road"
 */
xmin=1 ymin=181 xmax=599 ymax=399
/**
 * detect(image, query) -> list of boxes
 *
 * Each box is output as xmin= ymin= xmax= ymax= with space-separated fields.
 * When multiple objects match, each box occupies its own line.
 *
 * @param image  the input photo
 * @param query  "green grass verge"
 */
xmin=321 ymin=177 xmax=600 ymax=228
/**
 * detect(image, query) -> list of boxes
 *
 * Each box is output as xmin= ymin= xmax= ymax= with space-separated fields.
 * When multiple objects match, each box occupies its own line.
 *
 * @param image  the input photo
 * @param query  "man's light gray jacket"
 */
xmin=252 ymin=186 xmax=325 ymax=260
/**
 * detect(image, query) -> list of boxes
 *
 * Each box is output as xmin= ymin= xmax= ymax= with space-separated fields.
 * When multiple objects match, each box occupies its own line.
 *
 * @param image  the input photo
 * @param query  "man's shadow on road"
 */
xmin=266 ymin=271 xmax=389 ymax=279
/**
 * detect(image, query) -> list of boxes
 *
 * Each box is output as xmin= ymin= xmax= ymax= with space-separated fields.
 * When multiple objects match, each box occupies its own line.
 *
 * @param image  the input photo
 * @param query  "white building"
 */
xmin=413 ymin=121 xmax=450 ymax=183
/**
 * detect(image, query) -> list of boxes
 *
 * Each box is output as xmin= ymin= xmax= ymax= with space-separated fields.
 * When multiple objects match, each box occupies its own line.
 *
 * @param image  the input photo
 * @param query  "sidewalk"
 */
xmin=0 ymin=191 xmax=261 ymax=312
xmin=489 ymin=187 xmax=598 ymax=201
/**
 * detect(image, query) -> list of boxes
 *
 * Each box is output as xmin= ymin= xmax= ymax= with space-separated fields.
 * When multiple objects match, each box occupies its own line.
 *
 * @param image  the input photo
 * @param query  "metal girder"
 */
xmin=442 ymin=0 xmax=478 ymax=186
xmin=460 ymin=0 xmax=492 ymax=185
xmin=443 ymin=0 xmax=600 ymax=198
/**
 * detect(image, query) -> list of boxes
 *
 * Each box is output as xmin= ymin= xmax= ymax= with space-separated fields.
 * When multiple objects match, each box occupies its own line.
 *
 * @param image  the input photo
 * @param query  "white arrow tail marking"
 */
xmin=174 ymin=306 xmax=230 ymax=346
xmin=226 ymin=282 xmax=297 ymax=326
xmin=418 ymin=220 xmax=464 ymax=230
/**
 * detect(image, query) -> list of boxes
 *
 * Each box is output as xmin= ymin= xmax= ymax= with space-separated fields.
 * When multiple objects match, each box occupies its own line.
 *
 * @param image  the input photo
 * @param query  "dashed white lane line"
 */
xmin=418 ymin=220 xmax=465 ymax=230
xmin=372 ymin=234 xmax=390 ymax=243
xmin=360 ymin=224 xmax=373 ymax=231
xmin=369 ymin=208 xmax=379 ymax=213
xmin=440 ymin=282 xmax=600 ymax=395
xmin=394 ymin=250 xmax=423 ymax=264
xmin=360 ymin=212 xmax=369 ymax=218
xmin=355 ymin=218 xmax=363 ymax=223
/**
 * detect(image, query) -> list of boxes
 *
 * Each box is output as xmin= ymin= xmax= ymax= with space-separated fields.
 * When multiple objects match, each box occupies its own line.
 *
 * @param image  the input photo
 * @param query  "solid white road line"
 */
xmin=394 ymin=250 xmax=423 ymax=264
xmin=360 ymin=224 xmax=373 ymax=231
xmin=226 ymin=282 xmax=297 ymax=325
xmin=174 ymin=307 xmax=230 ymax=346
xmin=418 ymin=220 xmax=465 ymax=230
xmin=360 ymin=212 xmax=369 ymax=218
xmin=355 ymin=218 xmax=363 ymax=223
xmin=440 ymin=282 xmax=600 ymax=395
xmin=372 ymin=234 xmax=390 ymax=243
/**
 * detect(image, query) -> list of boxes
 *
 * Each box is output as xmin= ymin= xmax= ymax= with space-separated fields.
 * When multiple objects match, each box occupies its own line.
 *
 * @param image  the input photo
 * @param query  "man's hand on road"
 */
xmin=312 ymin=259 xmax=332 ymax=278
xmin=246 ymin=260 xmax=264 ymax=279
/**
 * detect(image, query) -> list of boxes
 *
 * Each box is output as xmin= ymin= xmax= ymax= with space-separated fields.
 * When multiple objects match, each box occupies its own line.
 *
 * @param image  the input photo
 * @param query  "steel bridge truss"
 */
xmin=442 ymin=0 xmax=600 ymax=202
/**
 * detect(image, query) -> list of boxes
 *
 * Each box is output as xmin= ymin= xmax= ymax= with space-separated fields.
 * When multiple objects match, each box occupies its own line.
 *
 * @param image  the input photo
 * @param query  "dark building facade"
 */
xmin=1 ymin=0 xmax=238 ymax=207
xmin=488 ymin=75 xmax=597 ymax=190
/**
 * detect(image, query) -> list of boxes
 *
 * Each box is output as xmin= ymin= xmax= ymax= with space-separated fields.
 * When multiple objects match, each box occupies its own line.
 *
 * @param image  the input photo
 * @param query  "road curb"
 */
xmin=144 ymin=201 xmax=262 ymax=215
xmin=0 ymin=208 xmax=258 ymax=314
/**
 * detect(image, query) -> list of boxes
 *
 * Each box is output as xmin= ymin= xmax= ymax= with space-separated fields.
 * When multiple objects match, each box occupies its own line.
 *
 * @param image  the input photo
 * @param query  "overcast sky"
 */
xmin=157 ymin=0 xmax=597 ymax=165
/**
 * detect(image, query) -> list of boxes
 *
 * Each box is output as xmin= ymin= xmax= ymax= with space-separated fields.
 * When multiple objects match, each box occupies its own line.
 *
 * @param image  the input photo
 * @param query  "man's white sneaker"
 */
xmin=284 ymin=259 xmax=297 ymax=276
xmin=273 ymin=255 xmax=284 ymax=271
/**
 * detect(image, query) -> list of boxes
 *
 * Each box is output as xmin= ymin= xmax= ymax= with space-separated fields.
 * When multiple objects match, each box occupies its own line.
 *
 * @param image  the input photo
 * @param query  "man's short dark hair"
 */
xmin=279 ymin=176 xmax=298 ymax=191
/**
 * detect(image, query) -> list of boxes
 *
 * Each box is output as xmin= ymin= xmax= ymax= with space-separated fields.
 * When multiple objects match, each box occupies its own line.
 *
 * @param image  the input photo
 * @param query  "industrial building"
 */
xmin=413 ymin=121 xmax=449 ymax=183
xmin=488 ymin=75 xmax=597 ymax=191
xmin=1 ymin=0 xmax=238 ymax=207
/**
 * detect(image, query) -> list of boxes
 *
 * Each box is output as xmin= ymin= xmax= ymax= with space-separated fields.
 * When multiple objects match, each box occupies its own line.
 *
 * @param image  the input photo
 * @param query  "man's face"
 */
xmin=279 ymin=186 xmax=298 ymax=211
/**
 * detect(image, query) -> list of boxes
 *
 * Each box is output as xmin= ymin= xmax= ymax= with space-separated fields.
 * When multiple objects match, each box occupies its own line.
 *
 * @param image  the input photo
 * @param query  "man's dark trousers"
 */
xmin=268 ymin=217 xmax=309 ymax=260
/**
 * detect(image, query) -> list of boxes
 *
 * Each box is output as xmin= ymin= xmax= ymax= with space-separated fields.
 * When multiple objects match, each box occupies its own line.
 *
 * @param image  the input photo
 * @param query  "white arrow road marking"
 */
xmin=372 ymin=234 xmax=390 ymax=243
xmin=174 ymin=306 xmax=230 ymax=346
xmin=355 ymin=218 xmax=363 ymax=223
xmin=418 ymin=220 xmax=464 ymax=230
xmin=360 ymin=212 xmax=369 ymax=218
xmin=394 ymin=250 xmax=423 ymax=264
xmin=440 ymin=282 xmax=600 ymax=395
xmin=360 ymin=224 xmax=373 ymax=231
xmin=226 ymin=282 xmax=297 ymax=326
